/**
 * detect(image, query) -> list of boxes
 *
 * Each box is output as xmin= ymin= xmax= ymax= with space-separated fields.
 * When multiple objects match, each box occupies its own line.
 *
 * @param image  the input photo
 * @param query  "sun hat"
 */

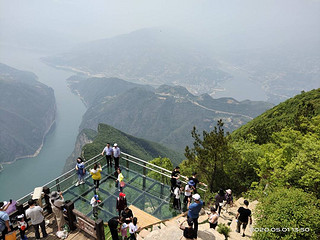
xmin=114 ymin=143 xmax=118 ymax=147
xmin=226 ymin=189 xmax=232 ymax=194
xmin=119 ymin=192 xmax=126 ymax=197
xmin=50 ymin=191 xmax=60 ymax=200
xmin=192 ymin=193 xmax=201 ymax=201
xmin=188 ymin=180 xmax=195 ymax=186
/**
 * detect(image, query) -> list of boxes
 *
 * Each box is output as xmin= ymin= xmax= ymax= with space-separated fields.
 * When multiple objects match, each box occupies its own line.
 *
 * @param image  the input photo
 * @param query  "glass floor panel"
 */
xmin=62 ymin=164 xmax=181 ymax=221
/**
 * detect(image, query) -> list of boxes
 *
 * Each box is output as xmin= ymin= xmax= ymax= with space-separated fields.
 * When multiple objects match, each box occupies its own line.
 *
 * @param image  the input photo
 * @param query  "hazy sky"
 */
xmin=0 ymin=0 xmax=319 ymax=51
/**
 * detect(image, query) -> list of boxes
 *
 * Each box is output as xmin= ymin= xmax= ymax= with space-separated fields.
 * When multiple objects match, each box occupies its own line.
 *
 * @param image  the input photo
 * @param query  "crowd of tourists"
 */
xmin=0 ymin=142 xmax=252 ymax=240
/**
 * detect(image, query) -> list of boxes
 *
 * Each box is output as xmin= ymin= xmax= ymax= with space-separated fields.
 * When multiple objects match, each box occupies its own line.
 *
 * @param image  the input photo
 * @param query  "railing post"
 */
xmin=160 ymin=183 xmax=164 ymax=198
xmin=43 ymin=186 xmax=52 ymax=214
xmin=143 ymin=162 xmax=146 ymax=190
xmin=126 ymin=157 xmax=129 ymax=169
xmin=65 ymin=201 xmax=77 ymax=231
xmin=95 ymin=219 xmax=105 ymax=240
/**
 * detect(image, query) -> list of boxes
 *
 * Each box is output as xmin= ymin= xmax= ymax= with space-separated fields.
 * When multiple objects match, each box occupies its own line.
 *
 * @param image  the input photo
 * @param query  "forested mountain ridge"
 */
xmin=68 ymin=75 xmax=273 ymax=152
xmin=232 ymin=88 xmax=320 ymax=144
xmin=180 ymin=89 xmax=320 ymax=239
xmin=0 ymin=63 xmax=56 ymax=163
xmin=73 ymin=124 xmax=184 ymax=168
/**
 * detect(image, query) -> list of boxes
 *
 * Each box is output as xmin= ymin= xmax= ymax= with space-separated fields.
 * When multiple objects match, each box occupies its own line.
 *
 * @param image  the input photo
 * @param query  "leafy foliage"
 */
xmin=232 ymin=89 xmax=320 ymax=144
xmin=217 ymin=223 xmax=231 ymax=240
xmin=253 ymin=187 xmax=320 ymax=240
xmin=146 ymin=157 xmax=173 ymax=185
xmin=185 ymin=120 xmax=234 ymax=193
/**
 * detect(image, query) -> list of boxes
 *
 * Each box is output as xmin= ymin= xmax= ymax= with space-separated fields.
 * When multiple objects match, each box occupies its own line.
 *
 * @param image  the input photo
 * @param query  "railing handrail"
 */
xmin=17 ymin=151 xmax=207 ymax=203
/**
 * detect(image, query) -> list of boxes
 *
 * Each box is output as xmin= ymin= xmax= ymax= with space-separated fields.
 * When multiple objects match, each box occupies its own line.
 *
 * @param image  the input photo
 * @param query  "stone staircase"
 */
xmin=136 ymin=197 xmax=258 ymax=240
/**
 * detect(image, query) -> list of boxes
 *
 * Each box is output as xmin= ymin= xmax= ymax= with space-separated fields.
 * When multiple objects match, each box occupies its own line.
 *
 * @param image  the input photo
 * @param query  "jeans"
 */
xmin=33 ymin=220 xmax=47 ymax=239
xmin=78 ymin=174 xmax=85 ymax=182
xmin=187 ymin=215 xmax=199 ymax=238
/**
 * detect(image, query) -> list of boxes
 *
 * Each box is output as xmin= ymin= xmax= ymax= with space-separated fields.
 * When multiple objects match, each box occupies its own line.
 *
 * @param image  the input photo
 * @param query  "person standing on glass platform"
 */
xmin=101 ymin=143 xmax=113 ymax=168
xmin=113 ymin=143 xmax=121 ymax=169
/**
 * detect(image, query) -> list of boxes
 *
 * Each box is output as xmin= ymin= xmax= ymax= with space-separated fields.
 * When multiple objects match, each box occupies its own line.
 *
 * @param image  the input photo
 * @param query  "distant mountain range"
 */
xmin=43 ymin=28 xmax=319 ymax=103
xmin=0 ymin=63 xmax=56 ymax=163
xmin=68 ymin=75 xmax=273 ymax=152
xmin=43 ymin=28 xmax=232 ymax=96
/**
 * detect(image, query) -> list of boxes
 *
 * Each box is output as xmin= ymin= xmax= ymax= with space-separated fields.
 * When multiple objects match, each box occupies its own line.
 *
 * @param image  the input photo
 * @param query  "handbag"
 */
xmin=120 ymin=181 xmax=125 ymax=188
xmin=5 ymin=232 xmax=17 ymax=240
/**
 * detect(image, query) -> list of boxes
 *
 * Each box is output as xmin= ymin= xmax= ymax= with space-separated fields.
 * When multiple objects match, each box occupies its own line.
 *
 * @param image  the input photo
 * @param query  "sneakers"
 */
xmin=75 ymin=181 xmax=80 ymax=186
xmin=80 ymin=180 xmax=85 ymax=185
xmin=242 ymin=233 xmax=245 ymax=237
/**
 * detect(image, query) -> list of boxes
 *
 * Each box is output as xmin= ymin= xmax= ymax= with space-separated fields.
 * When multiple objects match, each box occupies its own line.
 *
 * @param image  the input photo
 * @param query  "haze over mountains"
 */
xmin=0 ymin=63 xmax=56 ymax=164
xmin=67 ymin=75 xmax=273 ymax=152
xmin=44 ymin=28 xmax=320 ymax=104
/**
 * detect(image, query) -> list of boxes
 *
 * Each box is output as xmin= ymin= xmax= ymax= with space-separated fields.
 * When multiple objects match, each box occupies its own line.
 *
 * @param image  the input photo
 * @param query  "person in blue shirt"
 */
xmin=0 ymin=202 xmax=12 ymax=240
xmin=187 ymin=194 xmax=203 ymax=239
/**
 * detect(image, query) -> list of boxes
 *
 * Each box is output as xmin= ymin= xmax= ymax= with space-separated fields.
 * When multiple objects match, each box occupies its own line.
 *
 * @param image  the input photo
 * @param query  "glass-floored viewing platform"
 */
xmin=17 ymin=153 xmax=194 ymax=223
xmin=63 ymin=165 xmax=174 ymax=221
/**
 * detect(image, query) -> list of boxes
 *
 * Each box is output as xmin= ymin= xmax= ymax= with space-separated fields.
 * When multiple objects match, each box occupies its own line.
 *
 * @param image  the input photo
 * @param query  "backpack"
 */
xmin=0 ymin=215 xmax=5 ymax=232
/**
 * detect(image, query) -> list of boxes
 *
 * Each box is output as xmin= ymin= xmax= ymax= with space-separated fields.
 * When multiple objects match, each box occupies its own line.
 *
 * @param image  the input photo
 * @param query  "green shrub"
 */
xmin=253 ymin=187 xmax=320 ymax=240
xmin=217 ymin=223 xmax=231 ymax=240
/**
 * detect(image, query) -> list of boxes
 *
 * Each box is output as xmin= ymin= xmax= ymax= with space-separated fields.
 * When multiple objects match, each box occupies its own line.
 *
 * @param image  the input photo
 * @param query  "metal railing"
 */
xmin=17 ymin=151 xmax=207 ymax=205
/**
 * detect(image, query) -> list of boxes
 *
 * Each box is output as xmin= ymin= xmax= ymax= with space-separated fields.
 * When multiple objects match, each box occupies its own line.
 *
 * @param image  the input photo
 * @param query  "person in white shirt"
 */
xmin=129 ymin=217 xmax=141 ymax=240
xmin=183 ymin=180 xmax=195 ymax=205
xmin=113 ymin=143 xmax=121 ymax=169
xmin=101 ymin=143 xmax=113 ymax=167
xmin=25 ymin=199 xmax=48 ymax=240
xmin=173 ymin=180 xmax=182 ymax=211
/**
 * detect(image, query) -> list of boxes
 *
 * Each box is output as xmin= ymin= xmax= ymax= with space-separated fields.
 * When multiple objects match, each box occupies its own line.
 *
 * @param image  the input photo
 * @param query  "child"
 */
xmin=115 ymin=168 xmax=124 ymax=192
xmin=120 ymin=217 xmax=128 ymax=240
xmin=128 ymin=217 xmax=141 ymax=240
xmin=173 ymin=180 xmax=182 ymax=211
xmin=75 ymin=157 xmax=86 ymax=186
xmin=17 ymin=214 xmax=28 ymax=240
xmin=90 ymin=163 xmax=102 ymax=190
xmin=90 ymin=192 xmax=101 ymax=218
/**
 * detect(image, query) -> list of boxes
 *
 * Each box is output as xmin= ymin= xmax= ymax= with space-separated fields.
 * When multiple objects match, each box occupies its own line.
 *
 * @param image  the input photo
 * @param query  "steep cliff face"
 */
xmin=0 ymin=63 xmax=56 ymax=163
xmin=63 ymin=129 xmax=97 ymax=172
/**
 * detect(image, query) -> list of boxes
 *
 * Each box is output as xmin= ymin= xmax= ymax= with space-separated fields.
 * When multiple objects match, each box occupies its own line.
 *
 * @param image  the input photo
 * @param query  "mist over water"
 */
xmin=0 ymin=45 xmax=86 ymax=200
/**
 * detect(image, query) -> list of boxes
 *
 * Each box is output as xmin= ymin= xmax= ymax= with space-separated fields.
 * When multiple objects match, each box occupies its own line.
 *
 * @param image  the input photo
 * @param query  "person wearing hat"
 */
xmin=116 ymin=192 xmax=127 ymax=216
xmin=0 ymin=201 xmax=12 ymax=240
xmin=188 ymin=172 xmax=205 ymax=194
xmin=224 ymin=189 xmax=233 ymax=214
xmin=236 ymin=200 xmax=252 ymax=237
xmin=101 ymin=143 xmax=113 ymax=167
xmin=173 ymin=180 xmax=182 ymax=211
xmin=25 ymin=199 xmax=48 ymax=240
xmin=50 ymin=191 xmax=65 ymax=232
xmin=170 ymin=166 xmax=180 ymax=193
xmin=17 ymin=214 xmax=28 ymax=240
xmin=113 ymin=143 xmax=121 ymax=170
xmin=187 ymin=193 xmax=203 ymax=239
xmin=183 ymin=180 xmax=195 ymax=206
